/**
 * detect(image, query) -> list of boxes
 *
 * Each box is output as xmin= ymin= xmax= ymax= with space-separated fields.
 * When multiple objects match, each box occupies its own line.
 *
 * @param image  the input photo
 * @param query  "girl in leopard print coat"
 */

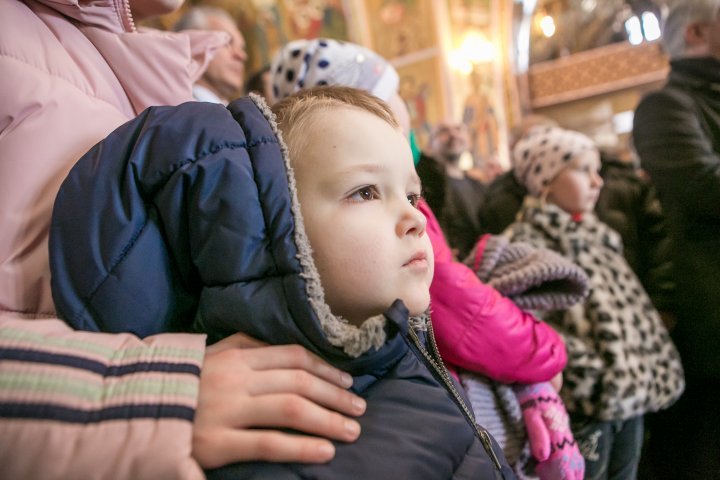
xmin=506 ymin=126 xmax=684 ymax=480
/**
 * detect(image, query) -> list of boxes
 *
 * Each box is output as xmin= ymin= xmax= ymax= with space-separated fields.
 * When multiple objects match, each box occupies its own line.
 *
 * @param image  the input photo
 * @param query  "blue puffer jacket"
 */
xmin=49 ymin=96 xmax=514 ymax=479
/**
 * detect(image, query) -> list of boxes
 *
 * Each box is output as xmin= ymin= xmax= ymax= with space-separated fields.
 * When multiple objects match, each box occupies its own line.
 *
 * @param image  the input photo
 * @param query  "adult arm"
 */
xmin=0 ymin=315 xmax=365 ymax=479
xmin=421 ymin=202 xmax=567 ymax=384
xmin=635 ymin=177 xmax=676 ymax=314
xmin=0 ymin=314 xmax=206 ymax=480
xmin=633 ymin=89 xmax=720 ymax=220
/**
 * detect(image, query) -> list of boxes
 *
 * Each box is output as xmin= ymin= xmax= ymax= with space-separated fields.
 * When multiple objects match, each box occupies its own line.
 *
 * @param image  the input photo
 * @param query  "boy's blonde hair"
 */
xmin=271 ymin=86 xmax=399 ymax=162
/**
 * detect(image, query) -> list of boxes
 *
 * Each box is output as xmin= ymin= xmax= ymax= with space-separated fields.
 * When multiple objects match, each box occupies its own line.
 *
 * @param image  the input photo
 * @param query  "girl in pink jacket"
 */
xmin=424 ymin=201 xmax=566 ymax=383
xmin=423 ymin=201 xmax=586 ymax=480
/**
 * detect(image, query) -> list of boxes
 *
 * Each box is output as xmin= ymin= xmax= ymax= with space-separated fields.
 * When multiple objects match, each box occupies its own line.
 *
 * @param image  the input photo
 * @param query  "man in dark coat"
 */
xmin=416 ymin=121 xmax=486 ymax=258
xmin=632 ymin=0 xmax=720 ymax=477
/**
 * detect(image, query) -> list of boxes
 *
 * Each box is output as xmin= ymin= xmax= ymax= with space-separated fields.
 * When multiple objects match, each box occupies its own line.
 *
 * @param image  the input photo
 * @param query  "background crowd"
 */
xmin=1 ymin=0 xmax=718 ymax=479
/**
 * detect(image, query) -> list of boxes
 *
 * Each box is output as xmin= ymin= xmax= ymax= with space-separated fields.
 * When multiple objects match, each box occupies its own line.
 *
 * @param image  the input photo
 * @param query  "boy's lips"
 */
xmin=403 ymin=251 xmax=428 ymax=268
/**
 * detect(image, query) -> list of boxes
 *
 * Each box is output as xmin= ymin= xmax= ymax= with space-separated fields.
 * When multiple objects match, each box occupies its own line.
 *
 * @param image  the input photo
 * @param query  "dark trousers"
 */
xmin=639 ymin=376 xmax=720 ymax=480
xmin=572 ymin=415 xmax=644 ymax=480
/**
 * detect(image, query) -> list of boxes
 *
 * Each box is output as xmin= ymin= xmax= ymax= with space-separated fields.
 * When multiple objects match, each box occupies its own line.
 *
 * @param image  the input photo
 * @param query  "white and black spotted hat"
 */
xmin=270 ymin=38 xmax=399 ymax=103
xmin=512 ymin=126 xmax=597 ymax=197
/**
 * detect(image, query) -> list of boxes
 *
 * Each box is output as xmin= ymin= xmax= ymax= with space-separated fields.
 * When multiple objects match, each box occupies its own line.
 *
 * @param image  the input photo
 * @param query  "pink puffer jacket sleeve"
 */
xmin=420 ymin=202 xmax=567 ymax=384
xmin=0 ymin=313 xmax=206 ymax=480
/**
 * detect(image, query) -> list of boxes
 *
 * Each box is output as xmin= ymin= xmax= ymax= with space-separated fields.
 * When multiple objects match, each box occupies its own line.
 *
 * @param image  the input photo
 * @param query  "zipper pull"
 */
xmin=422 ymin=322 xmax=505 ymax=473
xmin=478 ymin=426 xmax=503 ymax=471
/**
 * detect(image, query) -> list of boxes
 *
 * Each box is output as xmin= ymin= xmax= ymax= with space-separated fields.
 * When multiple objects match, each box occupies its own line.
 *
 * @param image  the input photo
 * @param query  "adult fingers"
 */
xmin=195 ymin=429 xmax=337 ymax=469
xmin=233 ymin=393 xmax=362 ymax=444
xmin=233 ymin=343 xmax=354 ymax=389
xmin=245 ymin=369 xmax=366 ymax=417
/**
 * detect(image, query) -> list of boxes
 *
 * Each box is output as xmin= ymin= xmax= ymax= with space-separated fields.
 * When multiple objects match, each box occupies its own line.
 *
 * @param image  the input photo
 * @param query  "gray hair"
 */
xmin=663 ymin=0 xmax=720 ymax=58
xmin=173 ymin=6 xmax=234 ymax=32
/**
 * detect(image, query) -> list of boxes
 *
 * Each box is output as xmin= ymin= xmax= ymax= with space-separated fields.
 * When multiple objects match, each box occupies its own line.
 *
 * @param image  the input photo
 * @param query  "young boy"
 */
xmin=505 ymin=126 xmax=685 ymax=479
xmin=272 ymin=40 xmax=586 ymax=480
xmin=49 ymin=86 xmax=515 ymax=478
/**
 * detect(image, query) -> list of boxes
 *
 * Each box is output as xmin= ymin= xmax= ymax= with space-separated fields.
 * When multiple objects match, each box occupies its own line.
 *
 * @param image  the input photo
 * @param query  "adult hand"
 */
xmin=192 ymin=333 xmax=366 ymax=469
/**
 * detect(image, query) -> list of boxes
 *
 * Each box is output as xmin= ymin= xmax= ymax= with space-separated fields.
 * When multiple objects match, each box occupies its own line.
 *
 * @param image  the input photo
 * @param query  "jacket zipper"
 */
xmin=407 ymin=321 xmax=503 ymax=472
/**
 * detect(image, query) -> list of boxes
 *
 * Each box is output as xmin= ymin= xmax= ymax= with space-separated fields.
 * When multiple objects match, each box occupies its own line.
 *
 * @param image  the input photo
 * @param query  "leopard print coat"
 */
xmin=504 ymin=199 xmax=684 ymax=421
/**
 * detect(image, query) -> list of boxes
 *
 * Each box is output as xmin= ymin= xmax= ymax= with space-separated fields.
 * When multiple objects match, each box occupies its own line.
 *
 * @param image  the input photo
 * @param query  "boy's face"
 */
xmin=293 ymin=107 xmax=434 ymax=326
xmin=546 ymin=149 xmax=603 ymax=215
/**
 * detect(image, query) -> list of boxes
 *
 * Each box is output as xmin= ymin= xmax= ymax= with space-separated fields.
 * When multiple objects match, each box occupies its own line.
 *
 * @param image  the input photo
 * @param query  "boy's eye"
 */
xmin=348 ymin=186 xmax=380 ymax=202
xmin=407 ymin=193 xmax=422 ymax=208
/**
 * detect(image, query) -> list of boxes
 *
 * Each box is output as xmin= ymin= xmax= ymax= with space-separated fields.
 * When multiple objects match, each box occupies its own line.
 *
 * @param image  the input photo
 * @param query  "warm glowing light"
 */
xmin=540 ymin=15 xmax=556 ymax=38
xmin=580 ymin=0 xmax=597 ymax=13
xmin=448 ymin=50 xmax=474 ymax=74
xmin=642 ymin=12 xmax=661 ymax=41
xmin=460 ymin=31 xmax=496 ymax=64
xmin=625 ymin=15 xmax=643 ymax=45
xmin=449 ymin=31 xmax=496 ymax=73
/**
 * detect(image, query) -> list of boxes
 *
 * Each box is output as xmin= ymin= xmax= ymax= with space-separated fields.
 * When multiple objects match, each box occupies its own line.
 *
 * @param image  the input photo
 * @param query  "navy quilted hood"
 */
xmin=49 ymin=96 xmax=406 ymax=373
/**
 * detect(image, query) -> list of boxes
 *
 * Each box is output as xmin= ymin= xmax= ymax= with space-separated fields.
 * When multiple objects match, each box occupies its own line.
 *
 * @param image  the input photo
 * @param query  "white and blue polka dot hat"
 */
xmin=270 ymin=38 xmax=400 ymax=103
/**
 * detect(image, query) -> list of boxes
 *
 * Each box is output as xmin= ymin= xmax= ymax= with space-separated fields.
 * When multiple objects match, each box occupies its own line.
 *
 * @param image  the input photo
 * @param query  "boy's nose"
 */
xmin=396 ymin=203 xmax=427 ymax=238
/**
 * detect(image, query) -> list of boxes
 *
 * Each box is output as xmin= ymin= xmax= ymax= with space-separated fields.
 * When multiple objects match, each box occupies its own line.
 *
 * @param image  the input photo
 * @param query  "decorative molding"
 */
xmin=527 ymin=41 xmax=669 ymax=108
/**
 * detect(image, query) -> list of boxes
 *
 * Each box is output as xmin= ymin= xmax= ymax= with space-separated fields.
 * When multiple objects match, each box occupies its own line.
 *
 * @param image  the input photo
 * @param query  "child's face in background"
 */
xmin=546 ymin=149 xmax=603 ymax=215
xmin=293 ymin=107 xmax=434 ymax=326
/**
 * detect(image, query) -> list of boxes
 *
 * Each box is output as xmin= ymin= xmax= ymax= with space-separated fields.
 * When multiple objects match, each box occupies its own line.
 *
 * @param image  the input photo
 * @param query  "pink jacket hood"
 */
xmin=0 ymin=0 xmax=227 ymax=316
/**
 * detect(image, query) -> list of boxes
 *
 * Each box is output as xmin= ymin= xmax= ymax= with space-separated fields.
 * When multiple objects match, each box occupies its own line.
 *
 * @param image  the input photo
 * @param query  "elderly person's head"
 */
xmin=428 ymin=121 xmax=469 ymax=166
xmin=174 ymin=7 xmax=247 ymax=102
xmin=270 ymin=39 xmax=410 ymax=135
xmin=663 ymin=0 xmax=720 ymax=59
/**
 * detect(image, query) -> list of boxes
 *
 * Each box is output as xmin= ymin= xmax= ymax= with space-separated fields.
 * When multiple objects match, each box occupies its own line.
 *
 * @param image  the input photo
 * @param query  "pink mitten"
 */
xmin=513 ymin=382 xmax=584 ymax=480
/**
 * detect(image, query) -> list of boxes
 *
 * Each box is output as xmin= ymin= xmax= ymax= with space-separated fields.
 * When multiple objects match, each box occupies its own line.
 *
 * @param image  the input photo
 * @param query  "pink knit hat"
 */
xmin=270 ymin=38 xmax=399 ymax=103
xmin=512 ymin=126 xmax=597 ymax=197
